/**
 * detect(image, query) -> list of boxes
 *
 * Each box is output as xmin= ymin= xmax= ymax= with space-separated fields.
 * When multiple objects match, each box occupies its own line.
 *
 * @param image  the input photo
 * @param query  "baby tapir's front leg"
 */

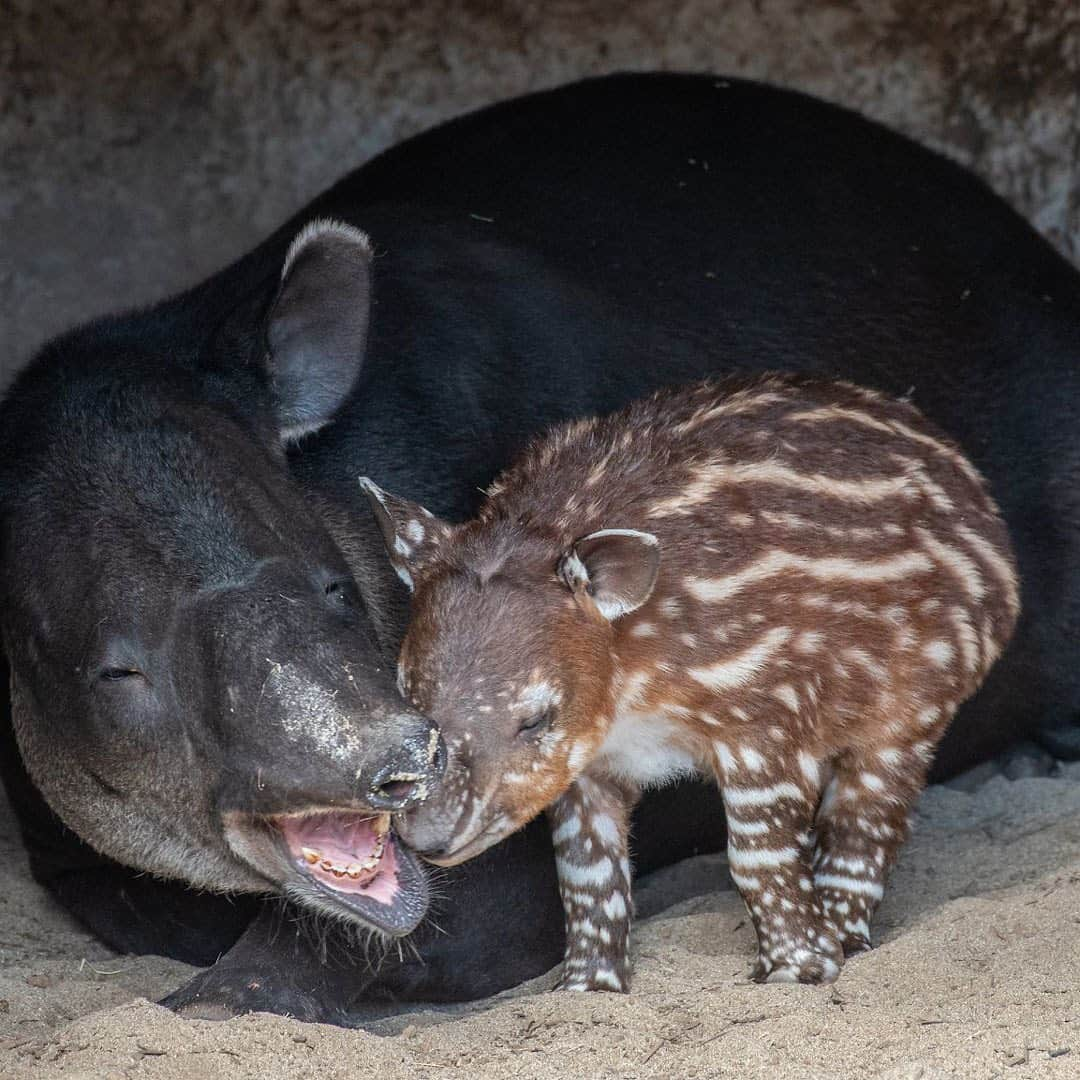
xmin=547 ymin=772 xmax=636 ymax=992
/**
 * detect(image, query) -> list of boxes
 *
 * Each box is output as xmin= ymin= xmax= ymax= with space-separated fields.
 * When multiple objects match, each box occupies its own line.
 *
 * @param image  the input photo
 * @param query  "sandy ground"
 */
xmin=1 ymin=763 xmax=1079 ymax=1080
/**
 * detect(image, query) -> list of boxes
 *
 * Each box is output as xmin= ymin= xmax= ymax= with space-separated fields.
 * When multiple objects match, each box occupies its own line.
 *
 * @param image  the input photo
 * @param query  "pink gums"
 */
xmin=280 ymin=814 xmax=401 ymax=906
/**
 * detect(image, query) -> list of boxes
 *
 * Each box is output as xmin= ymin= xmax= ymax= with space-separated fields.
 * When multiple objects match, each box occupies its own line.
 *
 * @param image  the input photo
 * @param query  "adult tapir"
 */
xmin=1 ymin=74 xmax=1079 ymax=1023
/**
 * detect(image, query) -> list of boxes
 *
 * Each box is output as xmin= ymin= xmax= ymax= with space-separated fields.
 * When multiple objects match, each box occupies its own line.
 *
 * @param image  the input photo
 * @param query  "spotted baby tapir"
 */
xmin=360 ymin=375 xmax=1019 ymax=990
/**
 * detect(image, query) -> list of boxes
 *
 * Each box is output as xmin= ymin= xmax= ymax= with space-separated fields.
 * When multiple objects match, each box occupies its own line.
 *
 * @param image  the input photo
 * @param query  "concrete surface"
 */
xmin=2 ymin=1 xmax=1078 ymax=389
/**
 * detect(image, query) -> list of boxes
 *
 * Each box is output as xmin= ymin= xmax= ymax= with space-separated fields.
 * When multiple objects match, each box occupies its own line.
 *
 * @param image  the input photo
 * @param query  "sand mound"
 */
xmin=2 ymin=767 xmax=1079 ymax=1079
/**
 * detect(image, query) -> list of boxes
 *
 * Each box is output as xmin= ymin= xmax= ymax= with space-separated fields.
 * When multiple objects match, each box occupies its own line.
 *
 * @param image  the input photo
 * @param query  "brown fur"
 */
xmin=366 ymin=374 xmax=1018 ymax=990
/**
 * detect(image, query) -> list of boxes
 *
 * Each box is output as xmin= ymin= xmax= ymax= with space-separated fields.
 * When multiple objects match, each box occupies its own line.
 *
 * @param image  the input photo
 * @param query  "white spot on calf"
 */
xmin=660 ymin=597 xmax=683 ymax=620
xmin=739 ymin=745 xmax=766 ymax=772
xmin=917 ymin=705 xmax=940 ymax=727
xmin=797 ymin=751 xmax=819 ymax=787
xmin=794 ymin=630 xmax=824 ymax=654
xmin=923 ymin=638 xmax=954 ymax=667
xmin=772 ymin=683 xmax=800 ymax=713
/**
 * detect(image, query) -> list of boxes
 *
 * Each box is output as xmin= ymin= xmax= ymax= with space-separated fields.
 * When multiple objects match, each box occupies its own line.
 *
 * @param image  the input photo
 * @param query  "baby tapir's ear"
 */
xmin=358 ymin=477 xmax=451 ymax=592
xmin=558 ymin=529 xmax=660 ymax=621
xmin=265 ymin=219 xmax=373 ymax=442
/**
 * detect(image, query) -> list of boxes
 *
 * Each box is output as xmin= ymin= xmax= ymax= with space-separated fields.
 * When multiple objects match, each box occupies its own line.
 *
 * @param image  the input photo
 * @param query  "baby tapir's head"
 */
xmin=359 ymin=478 xmax=660 ymax=865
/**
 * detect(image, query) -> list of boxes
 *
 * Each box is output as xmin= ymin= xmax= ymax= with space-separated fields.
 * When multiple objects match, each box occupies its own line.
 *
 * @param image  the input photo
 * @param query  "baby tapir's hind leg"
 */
xmin=714 ymin=742 xmax=843 ymax=984
xmin=813 ymin=740 xmax=934 ymax=956
xmin=546 ymin=772 xmax=637 ymax=992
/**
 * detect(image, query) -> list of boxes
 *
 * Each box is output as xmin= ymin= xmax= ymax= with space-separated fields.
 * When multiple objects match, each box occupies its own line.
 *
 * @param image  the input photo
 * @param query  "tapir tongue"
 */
xmin=280 ymin=812 xmax=399 ymax=904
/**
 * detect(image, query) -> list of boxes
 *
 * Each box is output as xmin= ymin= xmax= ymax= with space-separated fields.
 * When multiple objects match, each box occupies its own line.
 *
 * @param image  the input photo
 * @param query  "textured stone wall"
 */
xmin=2 ymin=1 xmax=1077 ymax=388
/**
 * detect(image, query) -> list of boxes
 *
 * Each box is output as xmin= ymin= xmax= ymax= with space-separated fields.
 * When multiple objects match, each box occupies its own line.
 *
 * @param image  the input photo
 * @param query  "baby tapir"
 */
xmin=360 ymin=374 xmax=1019 ymax=990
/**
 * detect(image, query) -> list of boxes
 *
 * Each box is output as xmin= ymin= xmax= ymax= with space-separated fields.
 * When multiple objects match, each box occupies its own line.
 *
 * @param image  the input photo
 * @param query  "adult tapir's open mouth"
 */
xmin=275 ymin=811 xmax=428 ymax=935
xmin=224 ymin=809 xmax=429 ymax=936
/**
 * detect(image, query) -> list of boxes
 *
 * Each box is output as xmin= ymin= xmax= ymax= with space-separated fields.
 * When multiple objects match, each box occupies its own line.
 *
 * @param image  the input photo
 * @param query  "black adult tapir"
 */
xmin=2 ymin=74 xmax=1078 ymax=1023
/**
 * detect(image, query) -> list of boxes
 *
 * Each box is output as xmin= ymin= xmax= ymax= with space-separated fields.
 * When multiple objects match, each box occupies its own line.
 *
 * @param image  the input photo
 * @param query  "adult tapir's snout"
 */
xmin=211 ymin=644 xmax=447 ymax=817
xmin=361 ymin=715 xmax=447 ymax=811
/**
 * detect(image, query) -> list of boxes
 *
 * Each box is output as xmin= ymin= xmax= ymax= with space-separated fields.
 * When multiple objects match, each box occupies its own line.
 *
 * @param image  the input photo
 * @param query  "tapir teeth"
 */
xmin=298 ymin=823 xmax=389 ymax=880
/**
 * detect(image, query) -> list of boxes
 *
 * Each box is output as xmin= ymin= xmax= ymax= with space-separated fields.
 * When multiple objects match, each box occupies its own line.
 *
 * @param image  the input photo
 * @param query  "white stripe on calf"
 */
xmin=557 ymin=856 xmax=614 ymax=887
xmin=728 ymin=846 xmax=799 ymax=868
xmin=916 ymin=527 xmax=986 ymax=602
xmin=591 ymin=969 xmax=625 ymax=992
xmin=725 ymin=782 xmax=806 ymax=808
xmin=727 ymin=816 xmax=770 ymax=836
xmin=590 ymin=813 xmax=622 ymax=848
xmin=815 ymin=873 xmax=884 ymax=899
xmin=602 ymin=893 xmax=628 ymax=920
xmin=688 ymin=627 xmax=793 ymax=690
xmin=729 ymin=870 xmax=762 ymax=891
xmin=551 ymin=815 xmax=581 ymax=845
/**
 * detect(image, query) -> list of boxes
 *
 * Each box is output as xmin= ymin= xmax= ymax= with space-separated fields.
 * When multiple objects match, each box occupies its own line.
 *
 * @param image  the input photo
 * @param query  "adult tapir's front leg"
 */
xmin=547 ymin=772 xmax=637 ymax=993
xmin=164 ymin=817 xmax=566 ymax=1022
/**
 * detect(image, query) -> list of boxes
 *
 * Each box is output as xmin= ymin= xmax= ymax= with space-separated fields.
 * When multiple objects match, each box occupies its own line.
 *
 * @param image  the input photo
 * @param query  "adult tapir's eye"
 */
xmin=518 ymin=709 xmax=553 ymax=735
xmin=99 ymin=667 xmax=144 ymax=682
xmin=324 ymin=579 xmax=357 ymax=606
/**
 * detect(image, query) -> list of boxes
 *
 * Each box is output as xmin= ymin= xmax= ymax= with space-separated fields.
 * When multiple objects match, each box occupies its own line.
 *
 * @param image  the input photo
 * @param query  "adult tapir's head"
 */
xmin=0 ymin=220 xmax=444 ymax=935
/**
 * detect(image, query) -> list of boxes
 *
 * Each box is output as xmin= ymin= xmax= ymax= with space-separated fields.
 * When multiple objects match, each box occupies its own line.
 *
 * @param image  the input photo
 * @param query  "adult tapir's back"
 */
xmin=1 ymin=73 xmax=1079 ymax=1014
xmin=299 ymin=74 xmax=1080 ymax=774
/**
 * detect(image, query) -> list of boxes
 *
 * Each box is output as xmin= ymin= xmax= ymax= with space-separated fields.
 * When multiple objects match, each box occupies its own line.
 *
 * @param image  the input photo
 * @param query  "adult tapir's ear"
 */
xmin=265 ymin=219 xmax=373 ymax=441
xmin=558 ymin=529 xmax=660 ymax=620
xmin=358 ymin=477 xmax=452 ymax=592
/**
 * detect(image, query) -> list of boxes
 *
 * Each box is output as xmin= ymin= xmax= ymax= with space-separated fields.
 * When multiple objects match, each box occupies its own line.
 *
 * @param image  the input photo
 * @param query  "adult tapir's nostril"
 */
xmin=362 ymin=717 xmax=446 ymax=810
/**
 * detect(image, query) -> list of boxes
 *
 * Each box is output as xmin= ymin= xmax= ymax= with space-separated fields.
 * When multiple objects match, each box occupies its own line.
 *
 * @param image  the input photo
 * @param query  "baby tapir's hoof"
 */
xmin=751 ymin=923 xmax=844 ymax=985
xmin=556 ymin=960 xmax=631 ymax=993
xmin=752 ymin=951 xmax=842 ymax=985
xmin=841 ymin=933 xmax=874 ymax=958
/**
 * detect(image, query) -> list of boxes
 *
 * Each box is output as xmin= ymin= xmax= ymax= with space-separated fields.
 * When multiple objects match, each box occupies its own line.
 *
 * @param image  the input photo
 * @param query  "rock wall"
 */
xmin=2 ymin=1 xmax=1077 ymax=387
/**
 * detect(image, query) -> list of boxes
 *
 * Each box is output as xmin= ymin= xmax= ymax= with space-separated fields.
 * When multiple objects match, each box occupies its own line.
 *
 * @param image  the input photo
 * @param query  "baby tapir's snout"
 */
xmin=363 ymin=374 xmax=1019 ymax=991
